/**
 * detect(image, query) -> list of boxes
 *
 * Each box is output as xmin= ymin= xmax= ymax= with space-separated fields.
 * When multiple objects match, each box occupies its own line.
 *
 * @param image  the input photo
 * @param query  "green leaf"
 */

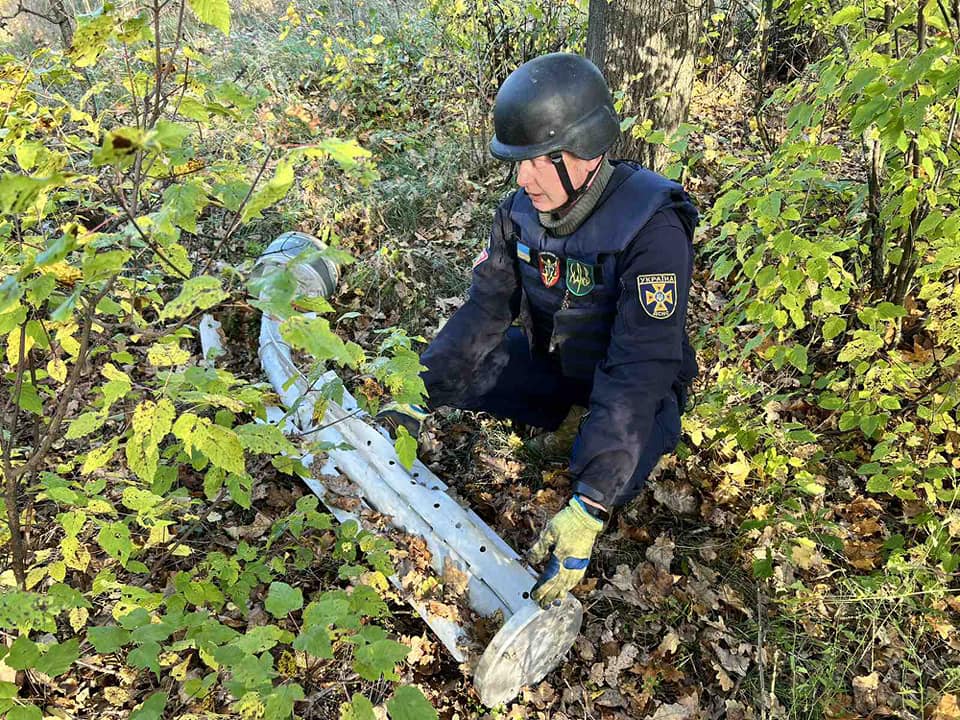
xmin=822 ymin=316 xmax=846 ymax=341
xmin=7 ymin=704 xmax=43 ymax=720
xmin=340 ymin=694 xmax=377 ymax=720
xmin=131 ymin=622 xmax=174 ymax=644
xmin=130 ymin=692 xmax=168 ymax=720
xmin=82 ymin=250 xmax=130 ymax=282
xmin=386 ymin=686 xmax=437 ymax=720
xmin=281 ymin=316 xmax=358 ymax=367
xmin=264 ymin=684 xmax=305 ymax=718
xmin=128 ymin=640 xmax=162 ymax=675
xmin=241 ymin=159 xmax=294 ymax=223
xmin=34 ymin=638 xmax=79 ymax=677
xmin=152 ymin=120 xmax=193 ymax=150
xmin=87 ymin=625 xmax=131 ymax=653
xmin=5 ymin=637 xmax=40 ymax=670
xmin=394 ymin=426 xmax=417 ymax=471
xmin=186 ymin=0 xmax=230 ymax=34
xmin=236 ymin=423 xmax=297 ymax=455
xmin=0 ymin=173 xmax=64 ymax=214
xmin=97 ymin=521 xmax=134 ymax=565
xmin=830 ymin=5 xmax=861 ymax=25
xmin=293 ymin=625 xmax=332 ymax=659
xmin=265 ymin=582 xmax=303 ymax=618
xmin=354 ymin=639 xmax=409 ymax=681
xmin=158 ymin=276 xmax=228 ymax=321
xmin=66 ymin=411 xmax=108 ymax=440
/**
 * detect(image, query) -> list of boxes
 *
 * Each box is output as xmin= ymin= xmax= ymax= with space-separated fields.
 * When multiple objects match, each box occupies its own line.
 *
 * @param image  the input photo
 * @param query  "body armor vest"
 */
xmin=508 ymin=162 xmax=698 ymax=381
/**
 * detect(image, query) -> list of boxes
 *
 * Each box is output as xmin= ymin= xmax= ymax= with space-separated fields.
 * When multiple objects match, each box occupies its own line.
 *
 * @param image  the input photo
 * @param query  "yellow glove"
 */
xmin=528 ymin=496 xmax=604 ymax=607
xmin=375 ymin=403 xmax=428 ymax=439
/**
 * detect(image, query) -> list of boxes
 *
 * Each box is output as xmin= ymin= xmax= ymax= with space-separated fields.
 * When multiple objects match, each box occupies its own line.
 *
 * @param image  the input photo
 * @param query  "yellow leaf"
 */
xmin=46 ymin=262 xmax=82 ymax=285
xmin=104 ymin=687 xmax=130 ymax=706
xmin=791 ymin=538 xmax=822 ymax=570
xmin=723 ymin=454 xmax=751 ymax=484
xmin=69 ymin=607 xmax=89 ymax=632
xmin=198 ymin=644 xmax=219 ymax=670
xmin=48 ymin=560 xmax=66 ymax=582
xmin=62 ymin=536 xmax=91 ymax=571
xmin=6 ymin=326 xmax=35 ymax=365
xmin=47 ymin=357 xmax=68 ymax=383
xmin=147 ymin=342 xmax=191 ymax=367
xmin=57 ymin=322 xmax=81 ymax=357
xmin=371 ymin=33 xmax=385 ymax=44
xmin=171 ymin=656 xmax=190 ymax=680
xmin=146 ymin=522 xmax=174 ymax=548
xmin=25 ymin=565 xmax=47 ymax=590
xmin=82 ymin=439 xmax=119 ymax=475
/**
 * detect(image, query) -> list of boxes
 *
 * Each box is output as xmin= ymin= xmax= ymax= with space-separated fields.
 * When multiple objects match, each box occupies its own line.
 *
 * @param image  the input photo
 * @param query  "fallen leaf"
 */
xmin=657 ymin=628 xmax=680 ymax=656
xmin=646 ymin=535 xmax=675 ymax=572
xmin=442 ymin=557 xmax=469 ymax=598
xmin=932 ymin=693 xmax=960 ymax=720
xmin=648 ymin=701 xmax=694 ymax=720
xmin=651 ymin=479 xmax=699 ymax=515
xmin=852 ymin=671 xmax=879 ymax=713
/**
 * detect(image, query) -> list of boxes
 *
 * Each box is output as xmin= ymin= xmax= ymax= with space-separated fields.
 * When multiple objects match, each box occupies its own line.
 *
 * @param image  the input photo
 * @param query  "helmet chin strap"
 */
xmin=548 ymin=152 xmax=602 ymax=217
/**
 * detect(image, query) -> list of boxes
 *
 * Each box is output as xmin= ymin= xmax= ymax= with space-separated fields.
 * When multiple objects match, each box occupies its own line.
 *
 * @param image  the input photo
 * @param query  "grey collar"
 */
xmin=538 ymin=160 xmax=615 ymax=237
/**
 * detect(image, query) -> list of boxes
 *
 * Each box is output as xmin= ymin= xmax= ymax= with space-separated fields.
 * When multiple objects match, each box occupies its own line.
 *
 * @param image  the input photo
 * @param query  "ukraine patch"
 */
xmin=637 ymin=273 xmax=677 ymax=319
xmin=517 ymin=242 xmax=531 ymax=263
xmin=566 ymin=259 xmax=595 ymax=296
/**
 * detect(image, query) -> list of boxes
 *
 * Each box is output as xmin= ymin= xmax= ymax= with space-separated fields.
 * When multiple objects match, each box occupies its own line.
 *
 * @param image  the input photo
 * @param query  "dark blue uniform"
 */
xmin=421 ymin=162 xmax=698 ymax=508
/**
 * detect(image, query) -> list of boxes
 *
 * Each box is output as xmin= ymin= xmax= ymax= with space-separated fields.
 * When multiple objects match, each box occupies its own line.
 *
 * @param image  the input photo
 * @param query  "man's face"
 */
xmin=516 ymin=151 xmax=602 ymax=211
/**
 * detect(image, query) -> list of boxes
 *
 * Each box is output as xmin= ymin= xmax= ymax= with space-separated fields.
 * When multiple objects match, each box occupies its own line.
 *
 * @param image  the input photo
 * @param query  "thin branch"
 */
xmin=8 ymin=277 xmax=118 ymax=487
xmin=110 ymin=182 xmax=191 ymax=280
xmin=199 ymin=147 xmax=274 ymax=276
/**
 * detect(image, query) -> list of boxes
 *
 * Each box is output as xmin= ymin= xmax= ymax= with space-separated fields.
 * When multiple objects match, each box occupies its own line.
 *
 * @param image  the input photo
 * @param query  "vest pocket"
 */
xmin=551 ymin=306 xmax=616 ymax=379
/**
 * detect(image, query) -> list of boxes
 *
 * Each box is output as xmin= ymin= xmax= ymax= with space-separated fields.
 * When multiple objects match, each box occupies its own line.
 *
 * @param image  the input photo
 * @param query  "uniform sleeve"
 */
xmin=419 ymin=196 xmax=522 ymax=407
xmin=570 ymin=210 xmax=692 ymax=507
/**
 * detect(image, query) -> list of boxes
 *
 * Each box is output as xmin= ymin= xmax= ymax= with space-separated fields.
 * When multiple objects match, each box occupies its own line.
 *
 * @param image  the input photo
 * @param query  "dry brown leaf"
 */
xmin=224 ymin=511 xmax=273 ymax=540
xmin=441 ymin=557 xmax=469 ymax=598
xmin=651 ymin=479 xmax=699 ymax=515
xmin=425 ymin=600 xmax=460 ymax=623
xmin=647 ymin=701 xmax=694 ymax=720
xmin=844 ymin=540 xmax=883 ymax=570
xmin=852 ymin=671 xmax=879 ymax=713
xmin=657 ymin=628 xmax=680 ymax=656
xmin=932 ymin=693 xmax=960 ymax=720
xmin=646 ymin=535 xmax=676 ymax=572
xmin=604 ymin=643 xmax=638 ymax=687
xmin=326 ymin=494 xmax=361 ymax=512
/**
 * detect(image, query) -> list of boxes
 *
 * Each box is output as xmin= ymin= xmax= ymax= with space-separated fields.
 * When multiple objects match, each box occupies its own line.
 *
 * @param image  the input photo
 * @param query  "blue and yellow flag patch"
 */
xmin=637 ymin=273 xmax=677 ymax=319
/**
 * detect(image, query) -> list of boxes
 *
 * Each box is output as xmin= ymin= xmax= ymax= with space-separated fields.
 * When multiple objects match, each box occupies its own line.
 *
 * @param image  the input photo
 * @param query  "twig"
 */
xmin=110 ymin=182 xmax=191 ymax=280
xmin=199 ymin=147 xmax=274 ymax=276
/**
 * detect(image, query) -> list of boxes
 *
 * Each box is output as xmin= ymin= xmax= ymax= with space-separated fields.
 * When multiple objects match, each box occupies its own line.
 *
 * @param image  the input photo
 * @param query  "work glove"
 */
xmin=375 ymin=403 xmax=428 ymax=439
xmin=528 ymin=495 xmax=604 ymax=607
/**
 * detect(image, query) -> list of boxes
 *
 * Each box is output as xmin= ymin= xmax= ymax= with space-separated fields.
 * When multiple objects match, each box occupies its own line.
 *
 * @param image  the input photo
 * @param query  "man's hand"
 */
xmin=528 ymin=495 xmax=604 ymax=607
xmin=375 ymin=403 xmax=428 ymax=439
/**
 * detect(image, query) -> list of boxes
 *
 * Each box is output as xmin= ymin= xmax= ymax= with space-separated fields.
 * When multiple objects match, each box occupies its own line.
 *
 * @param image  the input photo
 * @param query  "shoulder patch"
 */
xmin=637 ymin=273 xmax=677 ymax=319
xmin=472 ymin=247 xmax=489 ymax=269
xmin=566 ymin=259 xmax=595 ymax=296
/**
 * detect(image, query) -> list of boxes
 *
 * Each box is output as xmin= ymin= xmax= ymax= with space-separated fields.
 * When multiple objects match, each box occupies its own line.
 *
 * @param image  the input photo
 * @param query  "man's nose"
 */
xmin=516 ymin=159 xmax=534 ymax=187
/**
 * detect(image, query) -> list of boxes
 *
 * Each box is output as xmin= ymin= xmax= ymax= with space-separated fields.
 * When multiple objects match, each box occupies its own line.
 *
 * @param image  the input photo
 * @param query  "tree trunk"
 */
xmin=586 ymin=0 xmax=702 ymax=169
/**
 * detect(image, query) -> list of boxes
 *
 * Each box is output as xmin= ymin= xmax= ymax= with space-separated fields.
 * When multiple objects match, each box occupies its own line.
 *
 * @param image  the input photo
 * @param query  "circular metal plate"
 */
xmin=473 ymin=596 xmax=583 ymax=707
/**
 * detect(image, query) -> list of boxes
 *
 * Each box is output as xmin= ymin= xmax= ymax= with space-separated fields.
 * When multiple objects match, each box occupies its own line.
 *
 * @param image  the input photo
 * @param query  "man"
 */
xmin=379 ymin=53 xmax=698 ymax=607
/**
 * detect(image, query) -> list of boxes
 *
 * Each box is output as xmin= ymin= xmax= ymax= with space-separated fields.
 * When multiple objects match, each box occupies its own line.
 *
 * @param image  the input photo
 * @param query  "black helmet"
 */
xmin=490 ymin=53 xmax=620 ymax=162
